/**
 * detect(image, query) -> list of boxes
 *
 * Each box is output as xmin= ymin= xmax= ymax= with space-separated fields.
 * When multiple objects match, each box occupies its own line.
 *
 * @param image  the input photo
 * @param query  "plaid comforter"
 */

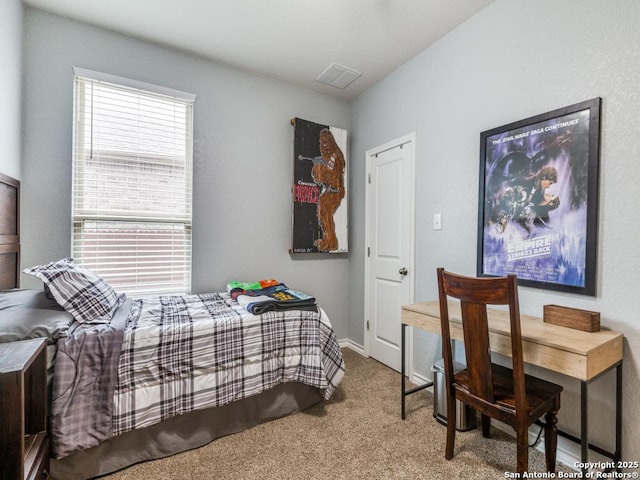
xmin=113 ymin=293 xmax=344 ymax=434
xmin=51 ymin=292 xmax=344 ymax=458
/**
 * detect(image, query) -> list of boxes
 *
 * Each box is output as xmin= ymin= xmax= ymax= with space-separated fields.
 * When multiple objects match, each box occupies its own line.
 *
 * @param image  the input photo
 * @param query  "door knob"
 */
xmin=399 ymin=267 xmax=408 ymax=276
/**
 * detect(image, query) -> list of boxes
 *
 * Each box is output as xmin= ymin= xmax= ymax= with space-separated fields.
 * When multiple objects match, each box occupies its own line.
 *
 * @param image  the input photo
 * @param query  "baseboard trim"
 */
xmin=490 ymin=419 xmax=602 ymax=473
xmin=411 ymin=370 xmax=432 ymax=387
xmin=339 ymin=339 xmax=365 ymax=356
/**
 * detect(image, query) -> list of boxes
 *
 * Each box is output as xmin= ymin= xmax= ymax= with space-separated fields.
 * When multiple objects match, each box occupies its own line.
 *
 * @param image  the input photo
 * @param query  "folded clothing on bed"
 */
xmin=227 ymin=281 xmax=317 ymax=314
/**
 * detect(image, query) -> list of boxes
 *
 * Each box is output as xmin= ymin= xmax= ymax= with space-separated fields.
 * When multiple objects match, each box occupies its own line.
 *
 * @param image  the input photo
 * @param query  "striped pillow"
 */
xmin=23 ymin=258 xmax=124 ymax=323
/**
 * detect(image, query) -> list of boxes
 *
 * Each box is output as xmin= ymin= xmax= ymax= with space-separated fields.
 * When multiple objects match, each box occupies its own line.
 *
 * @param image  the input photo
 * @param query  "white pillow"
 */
xmin=23 ymin=258 xmax=124 ymax=323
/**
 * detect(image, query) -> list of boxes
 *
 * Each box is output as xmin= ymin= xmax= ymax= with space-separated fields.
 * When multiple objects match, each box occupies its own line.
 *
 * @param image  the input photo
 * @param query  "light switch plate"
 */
xmin=433 ymin=213 xmax=442 ymax=230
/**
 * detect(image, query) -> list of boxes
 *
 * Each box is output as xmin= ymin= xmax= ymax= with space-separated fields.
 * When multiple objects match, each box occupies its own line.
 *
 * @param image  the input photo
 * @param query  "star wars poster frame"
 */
xmin=476 ymin=98 xmax=601 ymax=295
xmin=290 ymin=117 xmax=348 ymax=254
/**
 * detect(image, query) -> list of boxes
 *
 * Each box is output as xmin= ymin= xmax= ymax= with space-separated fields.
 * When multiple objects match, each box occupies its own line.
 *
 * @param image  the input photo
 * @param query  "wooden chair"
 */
xmin=436 ymin=268 xmax=563 ymax=475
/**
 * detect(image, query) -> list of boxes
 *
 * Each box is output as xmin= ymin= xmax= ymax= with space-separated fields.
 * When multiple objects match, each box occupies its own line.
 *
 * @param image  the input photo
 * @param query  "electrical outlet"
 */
xmin=433 ymin=213 xmax=442 ymax=230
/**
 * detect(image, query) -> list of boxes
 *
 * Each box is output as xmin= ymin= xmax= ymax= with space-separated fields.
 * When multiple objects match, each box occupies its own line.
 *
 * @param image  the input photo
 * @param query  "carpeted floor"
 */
xmin=103 ymin=348 xmax=573 ymax=479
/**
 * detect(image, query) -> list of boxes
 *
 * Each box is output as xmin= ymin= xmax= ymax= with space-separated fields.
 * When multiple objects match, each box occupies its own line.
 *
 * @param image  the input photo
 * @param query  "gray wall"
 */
xmin=21 ymin=9 xmax=350 ymax=339
xmin=0 ymin=0 xmax=22 ymax=180
xmin=351 ymin=0 xmax=640 ymax=463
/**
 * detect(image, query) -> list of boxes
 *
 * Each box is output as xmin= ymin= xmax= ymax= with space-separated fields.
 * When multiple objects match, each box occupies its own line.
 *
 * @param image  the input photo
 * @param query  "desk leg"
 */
xmin=400 ymin=323 xmax=433 ymax=420
xmin=616 ymin=363 xmax=623 ymax=465
xmin=581 ymin=380 xmax=588 ymax=475
xmin=401 ymin=323 xmax=406 ymax=420
xmin=553 ymin=364 xmax=622 ymax=475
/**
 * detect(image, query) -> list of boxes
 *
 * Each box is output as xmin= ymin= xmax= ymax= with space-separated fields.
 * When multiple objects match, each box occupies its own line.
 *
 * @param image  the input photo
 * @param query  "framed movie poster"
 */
xmin=291 ymin=118 xmax=348 ymax=253
xmin=477 ymin=98 xmax=601 ymax=295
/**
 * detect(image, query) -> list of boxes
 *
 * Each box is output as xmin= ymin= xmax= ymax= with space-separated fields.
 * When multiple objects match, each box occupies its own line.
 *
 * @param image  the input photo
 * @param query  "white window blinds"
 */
xmin=72 ymin=70 xmax=195 ymax=296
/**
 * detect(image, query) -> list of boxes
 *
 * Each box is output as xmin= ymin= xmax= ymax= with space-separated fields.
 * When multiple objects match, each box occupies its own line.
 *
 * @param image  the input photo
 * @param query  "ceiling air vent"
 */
xmin=316 ymin=63 xmax=362 ymax=89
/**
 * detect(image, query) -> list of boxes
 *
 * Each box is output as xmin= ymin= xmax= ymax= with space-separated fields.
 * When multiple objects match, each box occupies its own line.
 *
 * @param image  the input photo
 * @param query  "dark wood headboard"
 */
xmin=0 ymin=172 xmax=20 ymax=289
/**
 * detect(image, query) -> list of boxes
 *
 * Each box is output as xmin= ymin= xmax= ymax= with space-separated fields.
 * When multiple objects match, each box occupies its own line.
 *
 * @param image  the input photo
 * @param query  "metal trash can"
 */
xmin=432 ymin=359 xmax=477 ymax=431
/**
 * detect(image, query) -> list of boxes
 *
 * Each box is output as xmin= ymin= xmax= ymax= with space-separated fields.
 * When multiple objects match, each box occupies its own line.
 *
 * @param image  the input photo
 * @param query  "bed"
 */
xmin=0 ymin=173 xmax=345 ymax=480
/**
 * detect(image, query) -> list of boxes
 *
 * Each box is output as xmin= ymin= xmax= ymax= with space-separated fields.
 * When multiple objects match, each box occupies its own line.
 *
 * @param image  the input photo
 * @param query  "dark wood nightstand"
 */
xmin=0 ymin=338 xmax=49 ymax=480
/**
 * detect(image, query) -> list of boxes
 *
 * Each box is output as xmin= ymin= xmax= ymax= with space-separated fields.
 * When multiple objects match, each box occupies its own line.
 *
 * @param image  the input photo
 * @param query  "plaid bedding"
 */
xmin=112 ymin=292 xmax=344 ymax=436
xmin=50 ymin=299 xmax=131 ymax=459
xmin=51 ymin=292 xmax=344 ymax=458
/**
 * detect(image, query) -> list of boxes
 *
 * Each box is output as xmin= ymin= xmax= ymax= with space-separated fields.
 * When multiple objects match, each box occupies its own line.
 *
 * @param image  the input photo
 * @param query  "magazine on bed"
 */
xmin=228 ymin=281 xmax=317 ymax=314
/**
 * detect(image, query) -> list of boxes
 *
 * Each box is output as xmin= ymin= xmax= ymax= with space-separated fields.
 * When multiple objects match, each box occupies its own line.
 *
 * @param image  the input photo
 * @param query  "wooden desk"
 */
xmin=401 ymin=300 xmax=624 ymax=466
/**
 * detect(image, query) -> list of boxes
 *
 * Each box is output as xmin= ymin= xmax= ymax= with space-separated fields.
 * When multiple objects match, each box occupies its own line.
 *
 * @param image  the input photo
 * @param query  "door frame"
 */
xmin=364 ymin=132 xmax=416 ymax=374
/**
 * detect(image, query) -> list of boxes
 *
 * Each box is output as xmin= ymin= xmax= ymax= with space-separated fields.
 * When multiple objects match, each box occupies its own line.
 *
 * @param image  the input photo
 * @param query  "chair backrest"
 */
xmin=436 ymin=268 xmax=526 ymax=414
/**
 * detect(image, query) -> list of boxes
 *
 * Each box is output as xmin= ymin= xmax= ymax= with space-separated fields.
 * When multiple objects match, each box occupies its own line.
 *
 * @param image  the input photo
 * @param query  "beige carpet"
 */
xmin=104 ymin=348 xmax=572 ymax=479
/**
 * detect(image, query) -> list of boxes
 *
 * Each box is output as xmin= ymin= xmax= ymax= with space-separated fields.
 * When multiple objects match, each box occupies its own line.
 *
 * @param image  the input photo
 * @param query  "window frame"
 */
xmin=71 ymin=68 xmax=196 ymax=296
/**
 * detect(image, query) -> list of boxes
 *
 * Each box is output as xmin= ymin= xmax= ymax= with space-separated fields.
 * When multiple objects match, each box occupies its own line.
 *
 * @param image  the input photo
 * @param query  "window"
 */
xmin=72 ymin=68 xmax=195 ymax=295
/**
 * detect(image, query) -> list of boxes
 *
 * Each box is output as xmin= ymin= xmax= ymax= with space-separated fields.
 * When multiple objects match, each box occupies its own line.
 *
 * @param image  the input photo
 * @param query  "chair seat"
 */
xmin=454 ymin=363 xmax=562 ymax=425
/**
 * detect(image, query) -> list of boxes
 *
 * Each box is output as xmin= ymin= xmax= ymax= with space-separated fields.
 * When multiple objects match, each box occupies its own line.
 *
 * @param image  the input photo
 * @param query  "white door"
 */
xmin=365 ymin=134 xmax=415 ymax=371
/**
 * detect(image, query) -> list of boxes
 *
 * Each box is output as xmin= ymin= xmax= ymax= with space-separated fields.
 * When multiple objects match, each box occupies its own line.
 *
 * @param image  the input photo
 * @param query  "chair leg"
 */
xmin=481 ymin=414 xmax=491 ymax=438
xmin=544 ymin=409 xmax=559 ymax=472
xmin=445 ymin=393 xmax=457 ymax=460
xmin=516 ymin=425 xmax=529 ymax=475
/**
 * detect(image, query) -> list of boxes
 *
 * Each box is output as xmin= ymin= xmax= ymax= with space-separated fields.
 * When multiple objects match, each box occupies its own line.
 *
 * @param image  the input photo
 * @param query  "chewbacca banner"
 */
xmin=292 ymin=118 xmax=348 ymax=253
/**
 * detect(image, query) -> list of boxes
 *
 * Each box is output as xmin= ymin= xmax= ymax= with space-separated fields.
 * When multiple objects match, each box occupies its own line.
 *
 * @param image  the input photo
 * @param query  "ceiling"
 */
xmin=22 ymin=0 xmax=495 ymax=100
